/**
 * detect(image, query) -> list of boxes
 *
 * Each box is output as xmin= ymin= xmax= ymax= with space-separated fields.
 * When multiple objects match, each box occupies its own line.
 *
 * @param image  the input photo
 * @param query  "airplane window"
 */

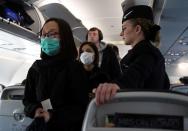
xmin=0 ymin=30 xmax=40 ymax=86
xmin=0 ymin=31 xmax=40 ymax=56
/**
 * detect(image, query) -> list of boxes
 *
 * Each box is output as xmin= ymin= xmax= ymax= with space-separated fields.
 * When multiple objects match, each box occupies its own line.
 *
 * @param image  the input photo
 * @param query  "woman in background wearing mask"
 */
xmin=79 ymin=42 xmax=109 ymax=99
xmin=23 ymin=18 xmax=89 ymax=131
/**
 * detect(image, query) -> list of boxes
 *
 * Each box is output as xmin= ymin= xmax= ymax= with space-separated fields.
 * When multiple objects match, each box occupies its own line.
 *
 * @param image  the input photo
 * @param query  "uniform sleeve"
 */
xmin=116 ymin=54 xmax=155 ymax=89
xmin=23 ymin=66 xmax=42 ymax=118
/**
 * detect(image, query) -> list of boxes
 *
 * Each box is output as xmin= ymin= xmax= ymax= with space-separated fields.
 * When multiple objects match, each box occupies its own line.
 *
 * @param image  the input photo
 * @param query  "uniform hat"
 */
xmin=122 ymin=5 xmax=154 ymax=23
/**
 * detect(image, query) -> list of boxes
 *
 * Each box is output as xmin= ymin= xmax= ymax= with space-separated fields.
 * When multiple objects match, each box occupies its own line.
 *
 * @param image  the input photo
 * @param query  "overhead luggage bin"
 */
xmin=82 ymin=91 xmax=188 ymax=131
xmin=0 ymin=0 xmax=45 ymax=42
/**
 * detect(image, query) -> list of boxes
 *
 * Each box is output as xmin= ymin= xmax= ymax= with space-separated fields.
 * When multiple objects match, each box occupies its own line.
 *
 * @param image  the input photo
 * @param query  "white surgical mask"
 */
xmin=80 ymin=52 xmax=94 ymax=65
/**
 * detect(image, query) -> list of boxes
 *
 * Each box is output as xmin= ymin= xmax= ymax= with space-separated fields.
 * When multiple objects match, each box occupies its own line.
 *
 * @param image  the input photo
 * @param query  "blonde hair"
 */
xmin=130 ymin=18 xmax=160 ymax=48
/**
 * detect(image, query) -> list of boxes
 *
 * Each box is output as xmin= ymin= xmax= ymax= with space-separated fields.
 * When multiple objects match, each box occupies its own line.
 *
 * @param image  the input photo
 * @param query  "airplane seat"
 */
xmin=1 ymin=85 xmax=25 ymax=100
xmin=170 ymin=76 xmax=188 ymax=94
xmin=0 ymin=85 xmax=32 ymax=131
xmin=82 ymin=91 xmax=188 ymax=131
xmin=170 ymin=85 xmax=188 ymax=94
xmin=180 ymin=76 xmax=188 ymax=85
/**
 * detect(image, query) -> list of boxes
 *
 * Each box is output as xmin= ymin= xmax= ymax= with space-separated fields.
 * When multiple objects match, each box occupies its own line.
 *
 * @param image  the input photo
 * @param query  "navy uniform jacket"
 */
xmin=116 ymin=40 xmax=170 ymax=90
xmin=23 ymin=59 xmax=89 ymax=131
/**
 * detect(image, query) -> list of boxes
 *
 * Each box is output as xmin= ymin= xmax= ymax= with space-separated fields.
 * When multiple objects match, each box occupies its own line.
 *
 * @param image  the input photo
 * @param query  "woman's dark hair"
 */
xmin=129 ymin=18 xmax=161 ymax=47
xmin=108 ymin=44 xmax=119 ymax=56
xmin=40 ymin=18 xmax=78 ymax=60
xmin=78 ymin=41 xmax=99 ymax=66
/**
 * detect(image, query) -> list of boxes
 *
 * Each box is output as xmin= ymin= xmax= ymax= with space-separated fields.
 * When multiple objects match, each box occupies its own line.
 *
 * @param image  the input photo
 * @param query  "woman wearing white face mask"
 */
xmin=80 ymin=51 xmax=95 ymax=67
xmin=79 ymin=42 xmax=110 ymax=99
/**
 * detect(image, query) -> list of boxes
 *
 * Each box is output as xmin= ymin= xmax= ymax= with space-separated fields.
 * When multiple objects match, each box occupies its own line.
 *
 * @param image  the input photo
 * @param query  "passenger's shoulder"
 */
xmin=67 ymin=60 xmax=83 ymax=70
xmin=26 ymin=60 xmax=41 ymax=75
xmin=30 ymin=60 xmax=39 ymax=70
xmin=68 ymin=59 xmax=82 ymax=66
xmin=67 ymin=60 xmax=85 ymax=77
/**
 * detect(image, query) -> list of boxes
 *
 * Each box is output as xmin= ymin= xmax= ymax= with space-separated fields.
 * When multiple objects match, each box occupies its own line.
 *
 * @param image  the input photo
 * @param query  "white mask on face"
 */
xmin=80 ymin=52 xmax=94 ymax=65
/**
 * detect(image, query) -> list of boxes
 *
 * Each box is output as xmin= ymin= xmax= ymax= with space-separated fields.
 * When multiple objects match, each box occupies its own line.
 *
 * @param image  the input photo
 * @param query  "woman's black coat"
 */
xmin=116 ymin=40 xmax=170 ymax=90
xmin=23 ymin=59 xmax=89 ymax=131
